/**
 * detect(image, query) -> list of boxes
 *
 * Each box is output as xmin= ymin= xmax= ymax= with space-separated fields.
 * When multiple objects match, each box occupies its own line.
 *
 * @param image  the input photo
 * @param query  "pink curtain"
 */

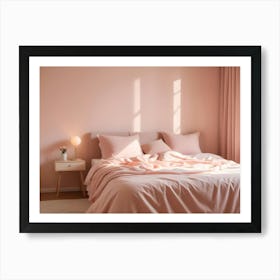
xmin=219 ymin=67 xmax=240 ymax=163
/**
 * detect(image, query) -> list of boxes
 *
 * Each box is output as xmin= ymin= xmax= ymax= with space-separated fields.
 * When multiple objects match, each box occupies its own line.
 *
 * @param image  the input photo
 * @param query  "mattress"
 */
xmin=85 ymin=151 xmax=240 ymax=213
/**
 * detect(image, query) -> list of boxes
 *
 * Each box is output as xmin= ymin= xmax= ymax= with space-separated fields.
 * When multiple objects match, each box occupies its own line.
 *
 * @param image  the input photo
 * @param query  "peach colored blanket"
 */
xmin=85 ymin=151 xmax=240 ymax=213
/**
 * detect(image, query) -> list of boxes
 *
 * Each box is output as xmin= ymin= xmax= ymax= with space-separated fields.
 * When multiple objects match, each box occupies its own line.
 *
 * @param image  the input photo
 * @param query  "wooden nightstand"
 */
xmin=55 ymin=159 xmax=86 ymax=197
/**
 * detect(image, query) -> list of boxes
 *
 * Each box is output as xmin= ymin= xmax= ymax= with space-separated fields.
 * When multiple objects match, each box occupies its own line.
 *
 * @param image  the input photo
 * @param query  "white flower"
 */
xmin=59 ymin=146 xmax=67 ymax=154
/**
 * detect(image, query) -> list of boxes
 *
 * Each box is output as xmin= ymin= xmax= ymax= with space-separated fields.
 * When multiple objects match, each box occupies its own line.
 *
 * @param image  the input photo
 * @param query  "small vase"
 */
xmin=61 ymin=152 xmax=67 ymax=161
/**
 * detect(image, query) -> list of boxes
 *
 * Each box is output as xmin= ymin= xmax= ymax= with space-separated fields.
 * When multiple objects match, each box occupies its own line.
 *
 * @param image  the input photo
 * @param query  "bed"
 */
xmin=84 ymin=150 xmax=240 ymax=213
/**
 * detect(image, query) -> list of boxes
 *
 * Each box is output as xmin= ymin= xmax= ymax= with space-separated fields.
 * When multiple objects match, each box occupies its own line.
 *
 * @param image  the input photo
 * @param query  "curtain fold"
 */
xmin=219 ymin=67 xmax=240 ymax=163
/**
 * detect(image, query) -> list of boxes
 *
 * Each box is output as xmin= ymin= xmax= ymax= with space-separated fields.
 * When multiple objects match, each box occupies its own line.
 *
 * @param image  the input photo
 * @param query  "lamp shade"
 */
xmin=70 ymin=136 xmax=81 ymax=147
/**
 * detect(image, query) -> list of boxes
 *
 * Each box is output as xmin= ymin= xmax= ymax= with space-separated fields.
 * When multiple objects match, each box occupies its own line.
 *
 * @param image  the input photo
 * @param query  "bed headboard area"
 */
xmin=87 ymin=131 xmax=161 ymax=159
xmin=89 ymin=132 xmax=160 ymax=166
xmin=89 ymin=132 xmax=130 ymax=159
xmin=129 ymin=131 xmax=161 ymax=145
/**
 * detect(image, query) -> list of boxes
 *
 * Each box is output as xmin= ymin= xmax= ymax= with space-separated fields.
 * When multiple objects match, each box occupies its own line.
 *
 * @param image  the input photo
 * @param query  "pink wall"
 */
xmin=181 ymin=67 xmax=220 ymax=154
xmin=40 ymin=67 xmax=221 ymax=191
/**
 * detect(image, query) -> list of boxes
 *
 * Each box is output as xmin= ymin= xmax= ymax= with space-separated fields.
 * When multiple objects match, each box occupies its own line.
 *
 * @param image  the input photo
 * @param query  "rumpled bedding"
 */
xmin=84 ymin=151 xmax=240 ymax=213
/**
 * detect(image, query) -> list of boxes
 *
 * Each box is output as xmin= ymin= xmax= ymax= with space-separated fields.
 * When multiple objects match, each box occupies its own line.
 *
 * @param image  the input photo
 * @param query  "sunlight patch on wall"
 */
xmin=133 ymin=78 xmax=141 ymax=132
xmin=173 ymin=79 xmax=181 ymax=134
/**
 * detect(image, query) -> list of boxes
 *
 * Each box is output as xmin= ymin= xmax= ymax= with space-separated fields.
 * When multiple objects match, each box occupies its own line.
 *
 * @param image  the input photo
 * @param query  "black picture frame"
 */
xmin=20 ymin=46 xmax=261 ymax=233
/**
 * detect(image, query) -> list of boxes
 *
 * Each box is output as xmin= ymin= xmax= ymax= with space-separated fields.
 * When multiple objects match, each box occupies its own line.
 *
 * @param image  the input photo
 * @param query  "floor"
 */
xmin=40 ymin=197 xmax=91 ymax=213
xmin=40 ymin=191 xmax=88 ymax=201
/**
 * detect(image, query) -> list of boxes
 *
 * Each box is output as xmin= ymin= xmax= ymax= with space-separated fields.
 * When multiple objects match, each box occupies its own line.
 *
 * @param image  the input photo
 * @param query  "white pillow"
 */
xmin=98 ymin=134 xmax=143 ymax=159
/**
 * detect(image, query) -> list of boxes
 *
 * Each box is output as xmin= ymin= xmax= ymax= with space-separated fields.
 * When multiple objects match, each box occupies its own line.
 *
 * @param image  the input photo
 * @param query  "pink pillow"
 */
xmin=142 ymin=139 xmax=171 ymax=155
xmin=98 ymin=134 xmax=143 ymax=159
xmin=162 ymin=132 xmax=201 ymax=155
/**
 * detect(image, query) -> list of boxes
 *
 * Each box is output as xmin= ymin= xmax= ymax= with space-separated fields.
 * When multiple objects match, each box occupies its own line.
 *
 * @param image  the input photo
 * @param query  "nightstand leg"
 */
xmin=79 ymin=171 xmax=86 ymax=197
xmin=56 ymin=173 xmax=62 ymax=197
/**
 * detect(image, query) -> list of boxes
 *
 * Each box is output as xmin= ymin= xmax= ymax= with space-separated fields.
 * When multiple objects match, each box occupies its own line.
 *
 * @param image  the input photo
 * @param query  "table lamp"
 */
xmin=70 ymin=135 xmax=81 ymax=160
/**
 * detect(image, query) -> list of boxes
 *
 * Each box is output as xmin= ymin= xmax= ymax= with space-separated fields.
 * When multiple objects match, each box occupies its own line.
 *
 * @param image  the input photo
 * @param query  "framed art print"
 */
xmin=19 ymin=46 xmax=261 ymax=233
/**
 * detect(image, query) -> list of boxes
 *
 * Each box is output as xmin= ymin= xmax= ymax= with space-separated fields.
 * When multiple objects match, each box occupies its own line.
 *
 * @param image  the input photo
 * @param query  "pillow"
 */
xmin=142 ymin=139 xmax=171 ymax=155
xmin=98 ymin=134 xmax=143 ymax=159
xmin=161 ymin=132 xmax=201 ymax=155
xmin=92 ymin=132 xmax=129 ymax=158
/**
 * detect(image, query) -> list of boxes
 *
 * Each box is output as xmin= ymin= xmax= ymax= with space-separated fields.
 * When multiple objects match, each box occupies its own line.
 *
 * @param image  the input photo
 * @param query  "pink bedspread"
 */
xmin=85 ymin=151 xmax=240 ymax=213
